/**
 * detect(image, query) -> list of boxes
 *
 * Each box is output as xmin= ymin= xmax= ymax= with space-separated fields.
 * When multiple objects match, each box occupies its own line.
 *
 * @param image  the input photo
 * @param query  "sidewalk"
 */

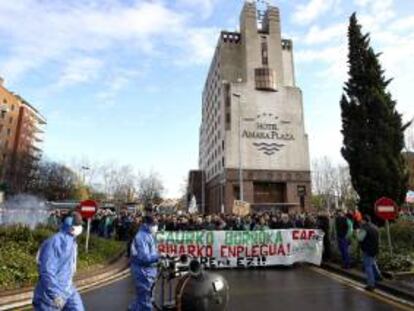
xmin=322 ymin=262 xmax=414 ymax=304
xmin=0 ymin=255 xmax=129 ymax=311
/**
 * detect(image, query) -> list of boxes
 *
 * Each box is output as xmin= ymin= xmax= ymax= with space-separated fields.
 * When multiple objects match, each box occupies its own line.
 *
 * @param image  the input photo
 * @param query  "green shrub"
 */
xmin=380 ymin=221 xmax=414 ymax=252
xmin=377 ymin=251 xmax=413 ymax=272
xmin=0 ymin=242 xmax=38 ymax=289
xmin=0 ymin=225 xmax=33 ymax=243
xmin=0 ymin=225 xmax=124 ymax=290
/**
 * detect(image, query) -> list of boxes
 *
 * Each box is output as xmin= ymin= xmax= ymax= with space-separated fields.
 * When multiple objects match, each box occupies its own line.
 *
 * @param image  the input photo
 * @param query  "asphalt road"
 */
xmin=82 ymin=266 xmax=403 ymax=311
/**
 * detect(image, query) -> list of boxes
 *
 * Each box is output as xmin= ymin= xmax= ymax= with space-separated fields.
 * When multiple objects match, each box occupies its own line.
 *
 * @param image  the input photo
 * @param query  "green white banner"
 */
xmin=156 ymin=229 xmax=324 ymax=268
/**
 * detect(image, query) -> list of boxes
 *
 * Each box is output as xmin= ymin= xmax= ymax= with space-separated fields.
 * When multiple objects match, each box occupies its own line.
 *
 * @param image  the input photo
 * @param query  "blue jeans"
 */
xmin=363 ymin=253 xmax=381 ymax=287
xmin=338 ymin=237 xmax=350 ymax=269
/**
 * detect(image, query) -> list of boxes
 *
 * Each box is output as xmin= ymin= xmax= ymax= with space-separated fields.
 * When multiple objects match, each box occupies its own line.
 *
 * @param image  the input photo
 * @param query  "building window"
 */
xmin=9 ymin=117 xmax=13 ymax=124
xmin=261 ymin=39 xmax=268 ymax=66
xmin=6 ymin=128 xmax=11 ymax=136
xmin=225 ymin=113 xmax=231 ymax=125
xmin=255 ymin=67 xmax=277 ymax=91
xmin=233 ymin=185 xmax=240 ymax=200
xmin=11 ymin=105 xmax=15 ymax=111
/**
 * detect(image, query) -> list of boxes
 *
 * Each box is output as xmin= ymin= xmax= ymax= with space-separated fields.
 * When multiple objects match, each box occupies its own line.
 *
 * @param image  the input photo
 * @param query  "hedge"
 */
xmin=328 ymin=220 xmax=414 ymax=272
xmin=0 ymin=225 xmax=124 ymax=290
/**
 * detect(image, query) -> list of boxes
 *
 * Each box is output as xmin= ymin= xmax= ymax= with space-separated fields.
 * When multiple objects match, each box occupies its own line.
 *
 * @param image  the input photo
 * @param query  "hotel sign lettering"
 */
xmin=242 ymin=113 xmax=295 ymax=156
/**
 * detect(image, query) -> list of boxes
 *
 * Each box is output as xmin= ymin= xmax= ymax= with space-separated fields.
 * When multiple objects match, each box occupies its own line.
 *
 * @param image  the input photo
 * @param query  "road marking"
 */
xmin=15 ymin=270 xmax=131 ymax=311
xmin=310 ymin=266 xmax=414 ymax=311
xmin=79 ymin=270 xmax=131 ymax=294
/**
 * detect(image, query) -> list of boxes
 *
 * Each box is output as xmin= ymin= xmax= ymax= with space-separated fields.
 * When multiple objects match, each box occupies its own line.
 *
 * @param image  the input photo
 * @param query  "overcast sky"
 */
xmin=0 ymin=0 xmax=413 ymax=197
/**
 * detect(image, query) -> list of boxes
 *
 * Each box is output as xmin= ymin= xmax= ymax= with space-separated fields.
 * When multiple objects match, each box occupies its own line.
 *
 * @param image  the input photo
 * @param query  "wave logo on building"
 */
xmin=252 ymin=142 xmax=285 ymax=155
xmin=242 ymin=113 xmax=294 ymax=156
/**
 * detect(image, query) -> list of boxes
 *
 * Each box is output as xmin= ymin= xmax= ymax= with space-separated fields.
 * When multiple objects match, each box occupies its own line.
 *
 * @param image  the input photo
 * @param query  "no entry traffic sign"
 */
xmin=78 ymin=199 xmax=98 ymax=219
xmin=374 ymin=197 xmax=398 ymax=221
xmin=77 ymin=199 xmax=98 ymax=253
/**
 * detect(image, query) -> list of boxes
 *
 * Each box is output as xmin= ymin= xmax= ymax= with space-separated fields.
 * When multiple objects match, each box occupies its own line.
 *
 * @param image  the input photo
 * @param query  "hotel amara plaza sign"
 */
xmin=241 ymin=113 xmax=295 ymax=155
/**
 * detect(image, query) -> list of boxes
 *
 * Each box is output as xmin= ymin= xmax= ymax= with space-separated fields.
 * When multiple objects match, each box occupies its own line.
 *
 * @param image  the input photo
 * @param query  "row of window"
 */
xmin=206 ymin=156 xmax=225 ymax=181
xmin=201 ymin=59 xmax=224 ymax=175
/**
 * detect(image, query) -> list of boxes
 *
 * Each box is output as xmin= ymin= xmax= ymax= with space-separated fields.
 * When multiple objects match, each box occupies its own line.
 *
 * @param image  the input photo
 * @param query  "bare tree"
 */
xmin=69 ymin=157 xmax=99 ymax=186
xmin=30 ymin=160 xmax=78 ymax=201
xmin=312 ymin=157 xmax=357 ymax=210
xmin=312 ymin=157 xmax=336 ymax=208
xmin=137 ymin=170 xmax=164 ymax=205
xmin=99 ymin=162 xmax=138 ymax=203
xmin=334 ymin=165 xmax=358 ymax=210
xmin=112 ymin=165 xmax=137 ymax=203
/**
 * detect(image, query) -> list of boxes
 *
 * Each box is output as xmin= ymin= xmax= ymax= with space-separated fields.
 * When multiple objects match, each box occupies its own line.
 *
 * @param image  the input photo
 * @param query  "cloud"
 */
xmin=176 ymin=0 xmax=217 ymax=19
xmin=303 ymin=22 xmax=347 ymax=45
xmin=56 ymin=57 xmax=103 ymax=88
xmin=296 ymin=44 xmax=347 ymax=82
xmin=390 ymin=15 xmax=414 ymax=32
xmin=356 ymin=0 xmax=395 ymax=30
xmin=292 ymin=0 xmax=341 ymax=25
xmin=0 ymin=0 xmax=216 ymax=84
xmin=96 ymin=69 xmax=143 ymax=108
xmin=353 ymin=0 xmax=371 ymax=6
xmin=178 ymin=28 xmax=219 ymax=65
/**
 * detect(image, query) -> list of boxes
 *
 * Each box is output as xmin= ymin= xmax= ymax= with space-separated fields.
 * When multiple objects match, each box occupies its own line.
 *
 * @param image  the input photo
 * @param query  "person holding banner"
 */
xmin=129 ymin=213 xmax=163 ymax=311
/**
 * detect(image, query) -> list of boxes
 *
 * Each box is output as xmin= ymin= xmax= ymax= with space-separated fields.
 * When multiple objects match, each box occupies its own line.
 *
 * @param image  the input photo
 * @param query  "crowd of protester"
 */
xmin=47 ymin=206 xmax=414 ymax=264
xmin=46 ymin=205 xmax=414 ymax=292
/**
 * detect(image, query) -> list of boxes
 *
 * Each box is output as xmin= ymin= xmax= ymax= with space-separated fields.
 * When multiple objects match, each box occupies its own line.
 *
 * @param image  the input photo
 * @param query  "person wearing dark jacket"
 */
xmin=335 ymin=210 xmax=353 ymax=269
xmin=357 ymin=215 xmax=382 ymax=291
xmin=278 ymin=214 xmax=294 ymax=229
xmin=317 ymin=211 xmax=331 ymax=261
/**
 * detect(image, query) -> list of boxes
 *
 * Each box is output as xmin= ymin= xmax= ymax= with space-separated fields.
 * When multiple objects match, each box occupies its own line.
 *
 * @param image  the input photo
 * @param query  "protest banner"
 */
xmin=232 ymin=200 xmax=251 ymax=217
xmin=156 ymin=229 xmax=324 ymax=268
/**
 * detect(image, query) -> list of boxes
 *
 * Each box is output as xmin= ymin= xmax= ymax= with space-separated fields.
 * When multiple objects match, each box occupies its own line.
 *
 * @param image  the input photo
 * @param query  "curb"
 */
xmin=322 ymin=262 xmax=414 ymax=305
xmin=0 ymin=257 xmax=130 ymax=311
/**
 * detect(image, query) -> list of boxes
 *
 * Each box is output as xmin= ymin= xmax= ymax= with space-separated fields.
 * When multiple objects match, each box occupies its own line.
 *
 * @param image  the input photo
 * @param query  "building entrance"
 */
xmin=253 ymin=182 xmax=285 ymax=204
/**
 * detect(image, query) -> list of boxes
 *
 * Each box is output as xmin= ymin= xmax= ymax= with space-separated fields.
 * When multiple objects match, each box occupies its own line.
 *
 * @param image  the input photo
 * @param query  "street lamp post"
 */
xmin=232 ymin=93 xmax=244 ymax=202
xmin=81 ymin=166 xmax=90 ymax=185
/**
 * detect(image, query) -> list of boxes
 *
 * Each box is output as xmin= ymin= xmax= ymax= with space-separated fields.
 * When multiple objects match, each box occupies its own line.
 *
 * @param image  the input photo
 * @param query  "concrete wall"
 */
xmin=225 ymin=85 xmax=310 ymax=172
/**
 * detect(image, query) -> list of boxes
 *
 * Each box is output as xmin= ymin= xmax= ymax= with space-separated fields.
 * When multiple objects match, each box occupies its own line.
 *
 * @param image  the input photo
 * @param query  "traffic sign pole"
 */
xmin=374 ymin=197 xmax=398 ymax=257
xmin=77 ymin=199 xmax=98 ymax=254
xmin=85 ymin=218 xmax=91 ymax=253
xmin=385 ymin=220 xmax=393 ymax=256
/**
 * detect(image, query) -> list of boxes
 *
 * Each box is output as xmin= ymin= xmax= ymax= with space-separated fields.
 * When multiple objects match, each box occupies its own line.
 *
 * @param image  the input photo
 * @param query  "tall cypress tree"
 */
xmin=340 ymin=13 xmax=410 ymax=218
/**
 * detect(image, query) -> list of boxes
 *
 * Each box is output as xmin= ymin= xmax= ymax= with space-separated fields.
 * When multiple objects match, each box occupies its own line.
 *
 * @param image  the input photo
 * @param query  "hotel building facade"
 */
xmin=194 ymin=2 xmax=311 ymax=214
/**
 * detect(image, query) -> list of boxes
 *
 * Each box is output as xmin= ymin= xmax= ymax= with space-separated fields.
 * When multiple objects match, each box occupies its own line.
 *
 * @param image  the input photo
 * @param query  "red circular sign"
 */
xmin=374 ymin=197 xmax=398 ymax=221
xmin=77 ymin=200 xmax=98 ymax=219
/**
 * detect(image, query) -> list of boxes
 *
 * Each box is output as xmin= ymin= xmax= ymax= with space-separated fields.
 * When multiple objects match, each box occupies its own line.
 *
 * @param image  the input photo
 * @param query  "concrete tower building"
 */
xmin=195 ymin=2 xmax=311 ymax=214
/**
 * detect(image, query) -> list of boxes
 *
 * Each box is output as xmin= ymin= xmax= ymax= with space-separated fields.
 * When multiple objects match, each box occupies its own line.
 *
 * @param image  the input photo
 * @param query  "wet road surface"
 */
xmin=82 ymin=266 xmax=401 ymax=310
